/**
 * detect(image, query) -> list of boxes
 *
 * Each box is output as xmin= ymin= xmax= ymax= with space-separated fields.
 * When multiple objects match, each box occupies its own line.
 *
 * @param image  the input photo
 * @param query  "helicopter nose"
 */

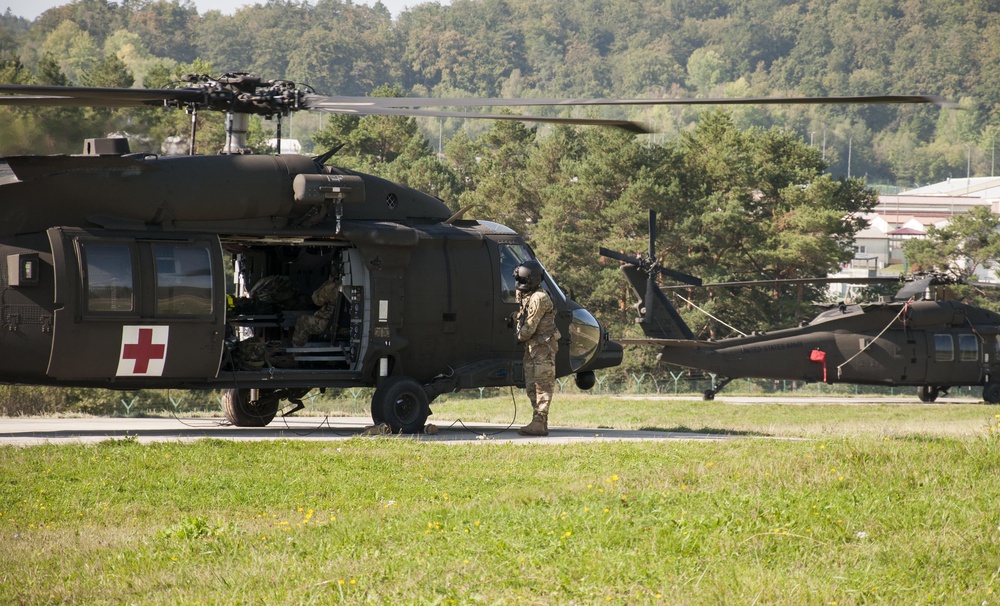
xmin=568 ymin=308 xmax=623 ymax=372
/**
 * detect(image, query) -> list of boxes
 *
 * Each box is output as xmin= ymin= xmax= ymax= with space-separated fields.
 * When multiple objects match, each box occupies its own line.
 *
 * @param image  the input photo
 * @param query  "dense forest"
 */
xmin=0 ymin=0 xmax=996 ymax=404
xmin=0 ymin=0 xmax=996 ymax=183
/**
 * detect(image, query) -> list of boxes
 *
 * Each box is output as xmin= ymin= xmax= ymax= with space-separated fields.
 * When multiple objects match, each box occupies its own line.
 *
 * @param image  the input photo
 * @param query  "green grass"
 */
xmin=427 ymin=393 xmax=998 ymax=438
xmin=4 ymin=398 xmax=1000 ymax=604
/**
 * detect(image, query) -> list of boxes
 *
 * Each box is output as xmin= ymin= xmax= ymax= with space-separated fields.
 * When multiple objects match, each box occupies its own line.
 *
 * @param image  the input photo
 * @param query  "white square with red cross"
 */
xmin=116 ymin=326 xmax=169 ymax=377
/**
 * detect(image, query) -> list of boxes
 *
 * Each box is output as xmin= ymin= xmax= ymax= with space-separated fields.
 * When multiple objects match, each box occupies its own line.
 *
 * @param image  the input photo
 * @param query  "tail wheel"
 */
xmin=371 ymin=376 xmax=430 ymax=434
xmin=222 ymin=388 xmax=279 ymax=427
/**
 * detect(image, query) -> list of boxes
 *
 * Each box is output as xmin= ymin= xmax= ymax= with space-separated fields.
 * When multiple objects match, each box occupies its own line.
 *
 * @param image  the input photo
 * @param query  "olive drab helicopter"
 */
xmin=605 ymin=211 xmax=1000 ymax=404
xmin=0 ymin=73 xmax=950 ymax=431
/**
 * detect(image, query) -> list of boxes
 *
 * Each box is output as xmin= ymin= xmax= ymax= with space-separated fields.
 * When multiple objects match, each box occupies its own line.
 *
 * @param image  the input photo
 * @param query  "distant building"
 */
xmin=266 ymin=138 xmax=302 ymax=154
xmin=849 ymin=177 xmax=1000 ymax=271
xmin=830 ymin=177 xmax=1000 ymax=298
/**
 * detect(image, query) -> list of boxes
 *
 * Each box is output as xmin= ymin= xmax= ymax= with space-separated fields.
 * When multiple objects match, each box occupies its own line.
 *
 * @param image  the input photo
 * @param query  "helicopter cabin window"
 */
xmin=80 ymin=242 xmax=135 ymax=313
xmin=933 ymin=334 xmax=954 ymax=362
xmin=498 ymin=244 xmax=535 ymax=303
xmin=959 ymin=334 xmax=979 ymax=362
xmin=153 ymin=243 xmax=213 ymax=316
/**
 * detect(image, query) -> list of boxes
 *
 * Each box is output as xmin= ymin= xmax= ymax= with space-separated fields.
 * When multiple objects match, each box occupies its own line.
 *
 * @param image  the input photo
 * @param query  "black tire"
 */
xmin=917 ymin=385 xmax=939 ymax=403
xmin=984 ymin=382 xmax=1000 ymax=405
xmin=370 ymin=396 xmax=385 ymax=425
xmin=221 ymin=388 xmax=279 ymax=427
xmin=371 ymin=376 xmax=430 ymax=434
xmin=703 ymin=390 xmax=715 ymax=401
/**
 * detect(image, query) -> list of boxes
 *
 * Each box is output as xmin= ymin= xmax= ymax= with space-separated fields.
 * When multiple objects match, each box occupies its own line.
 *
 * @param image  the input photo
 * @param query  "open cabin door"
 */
xmin=46 ymin=227 xmax=226 ymax=381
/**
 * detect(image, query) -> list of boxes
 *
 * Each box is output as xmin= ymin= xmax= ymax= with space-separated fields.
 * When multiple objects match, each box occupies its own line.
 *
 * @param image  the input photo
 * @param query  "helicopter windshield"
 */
xmin=498 ymin=244 xmax=567 ymax=304
xmin=499 ymin=244 xmax=534 ymax=303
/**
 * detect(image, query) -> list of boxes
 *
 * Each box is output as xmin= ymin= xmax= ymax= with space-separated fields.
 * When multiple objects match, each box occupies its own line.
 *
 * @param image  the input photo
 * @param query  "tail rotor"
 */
xmin=599 ymin=210 xmax=701 ymax=323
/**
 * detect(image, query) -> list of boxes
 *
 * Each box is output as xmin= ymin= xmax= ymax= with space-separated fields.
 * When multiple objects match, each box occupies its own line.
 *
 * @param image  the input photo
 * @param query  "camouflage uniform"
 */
xmin=516 ymin=288 xmax=561 ymax=436
xmin=292 ymin=276 xmax=341 ymax=347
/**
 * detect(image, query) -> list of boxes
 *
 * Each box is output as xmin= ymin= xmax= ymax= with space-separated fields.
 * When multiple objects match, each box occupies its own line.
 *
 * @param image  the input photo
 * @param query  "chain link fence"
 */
xmin=0 ymin=373 xmax=986 ymax=418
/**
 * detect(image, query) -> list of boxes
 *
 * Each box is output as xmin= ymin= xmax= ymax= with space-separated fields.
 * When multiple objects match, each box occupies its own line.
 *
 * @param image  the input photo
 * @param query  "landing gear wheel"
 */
xmin=702 ymin=377 xmax=732 ymax=401
xmin=917 ymin=385 xmax=940 ymax=403
xmin=371 ymin=376 xmax=430 ymax=434
xmin=984 ymin=382 xmax=1000 ymax=404
xmin=222 ymin=388 xmax=279 ymax=427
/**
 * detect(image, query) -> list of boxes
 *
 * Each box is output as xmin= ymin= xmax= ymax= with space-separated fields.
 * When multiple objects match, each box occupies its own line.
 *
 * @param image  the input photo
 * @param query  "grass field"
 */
xmin=3 ymin=395 xmax=1000 ymax=604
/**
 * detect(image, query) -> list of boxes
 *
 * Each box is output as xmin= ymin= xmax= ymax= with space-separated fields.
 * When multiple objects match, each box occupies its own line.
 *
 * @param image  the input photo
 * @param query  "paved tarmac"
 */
xmin=0 ymin=416 xmax=737 ymax=446
xmin=4 ymin=395 xmax=981 ymax=446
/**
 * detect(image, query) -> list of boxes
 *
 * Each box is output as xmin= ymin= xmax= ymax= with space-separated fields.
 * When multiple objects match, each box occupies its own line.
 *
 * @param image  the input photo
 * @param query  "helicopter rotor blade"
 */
xmin=644 ymin=211 xmax=657 ymax=323
xmin=647 ymin=210 xmax=656 ymax=260
xmin=599 ymin=247 xmax=644 ymax=267
xmin=660 ymin=276 xmax=902 ymax=290
xmin=306 ymin=93 xmax=956 ymax=110
xmin=303 ymin=99 xmax=649 ymax=132
xmin=653 ymin=267 xmax=703 ymax=287
xmin=0 ymin=84 xmax=206 ymax=108
xmin=0 ymin=80 xmax=954 ymax=130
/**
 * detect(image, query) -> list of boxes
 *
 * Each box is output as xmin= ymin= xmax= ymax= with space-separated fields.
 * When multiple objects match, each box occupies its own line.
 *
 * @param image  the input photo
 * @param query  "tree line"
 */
xmin=3 ymin=0 xmax=1000 ymax=183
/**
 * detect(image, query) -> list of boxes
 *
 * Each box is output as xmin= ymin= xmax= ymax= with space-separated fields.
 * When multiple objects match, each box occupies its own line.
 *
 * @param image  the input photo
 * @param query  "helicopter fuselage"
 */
xmin=617 ymin=263 xmax=1000 ymax=402
xmin=0 ymin=149 xmax=622 ymax=420
xmin=654 ymin=299 xmax=1000 ymax=396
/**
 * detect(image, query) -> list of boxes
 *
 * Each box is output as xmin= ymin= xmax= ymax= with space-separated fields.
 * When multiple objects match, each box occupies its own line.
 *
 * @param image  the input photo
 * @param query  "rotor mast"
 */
xmin=223 ymin=111 xmax=251 ymax=154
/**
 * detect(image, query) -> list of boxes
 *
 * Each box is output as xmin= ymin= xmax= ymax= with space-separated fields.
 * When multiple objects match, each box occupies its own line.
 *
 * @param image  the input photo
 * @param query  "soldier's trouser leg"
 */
xmin=292 ymin=304 xmax=335 ymax=347
xmin=519 ymin=340 xmax=556 ymax=436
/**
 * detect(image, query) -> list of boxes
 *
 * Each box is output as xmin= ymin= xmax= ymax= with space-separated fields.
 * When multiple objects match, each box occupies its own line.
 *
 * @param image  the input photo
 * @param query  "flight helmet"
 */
xmin=514 ymin=259 xmax=544 ymax=292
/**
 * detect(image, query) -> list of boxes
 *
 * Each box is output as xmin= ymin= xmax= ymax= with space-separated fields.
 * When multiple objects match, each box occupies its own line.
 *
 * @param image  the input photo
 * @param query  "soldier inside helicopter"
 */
xmin=225 ymin=246 xmax=349 ymax=371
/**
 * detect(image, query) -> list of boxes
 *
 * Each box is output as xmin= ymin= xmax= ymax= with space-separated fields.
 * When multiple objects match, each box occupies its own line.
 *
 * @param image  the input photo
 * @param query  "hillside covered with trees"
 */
xmin=2 ymin=0 xmax=995 ymax=183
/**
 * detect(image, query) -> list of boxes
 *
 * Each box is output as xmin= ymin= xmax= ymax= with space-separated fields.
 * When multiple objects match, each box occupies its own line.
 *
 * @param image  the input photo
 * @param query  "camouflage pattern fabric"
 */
xmin=248 ymin=275 xmax=297 ymax=307
xmin=292 ymin=277 xmax=341 ymax=347
xmin=516 ymin=289 xmax=560 ymax=418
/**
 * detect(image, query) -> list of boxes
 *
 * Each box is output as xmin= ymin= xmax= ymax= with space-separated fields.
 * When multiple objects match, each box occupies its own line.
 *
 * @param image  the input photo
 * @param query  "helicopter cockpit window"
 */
xmin=153 ymin=243 xmax=213 ymax=316
xmin=498 ymin=244 xmax=534 ymax=303
xmin=933 ymin=334 xmax=954 ymax=362
xmin=80 ymin=242 xmax=135 ymax=313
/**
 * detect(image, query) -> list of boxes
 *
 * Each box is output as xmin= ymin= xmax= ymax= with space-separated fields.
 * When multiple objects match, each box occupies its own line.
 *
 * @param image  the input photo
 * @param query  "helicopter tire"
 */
xmin=917 ymin=386 xmax=939 ymax=403
xmin=983 ymin=382 xmax=1000 ymax=405
xmin=703 ymin=390 xmax=715 ymax=401
xmin=221 ymin=388 xmax=279 ymax=427
xmin=371 ymin=376 xmax=430 ymax=434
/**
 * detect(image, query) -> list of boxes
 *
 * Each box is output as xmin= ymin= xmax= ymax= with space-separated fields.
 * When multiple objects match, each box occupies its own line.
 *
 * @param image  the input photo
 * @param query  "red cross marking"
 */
xmin=122 ymin=328 xmax=167 ymax=374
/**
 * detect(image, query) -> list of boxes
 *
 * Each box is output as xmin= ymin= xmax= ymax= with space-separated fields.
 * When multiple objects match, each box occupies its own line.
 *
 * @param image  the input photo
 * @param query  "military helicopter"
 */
xmin=0 ymin=73 xmax=950 ymax=430
xmin=605 ymin=212 xmax=1000 ymax=404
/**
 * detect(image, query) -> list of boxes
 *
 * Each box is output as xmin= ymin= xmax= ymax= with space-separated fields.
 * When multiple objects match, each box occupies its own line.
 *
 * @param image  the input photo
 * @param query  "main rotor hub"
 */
xmin=177 ymin=72 xmax=305 ymax=117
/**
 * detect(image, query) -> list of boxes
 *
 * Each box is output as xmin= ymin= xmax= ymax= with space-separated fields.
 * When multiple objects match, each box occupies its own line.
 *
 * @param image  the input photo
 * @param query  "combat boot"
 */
xmin=518 ymin=414 xmax=549 ymax=436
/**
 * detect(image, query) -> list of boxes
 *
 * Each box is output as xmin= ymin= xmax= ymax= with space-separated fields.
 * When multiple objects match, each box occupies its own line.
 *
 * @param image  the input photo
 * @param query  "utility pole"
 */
xmin=847 ymin=137 xmax=852 ymax=179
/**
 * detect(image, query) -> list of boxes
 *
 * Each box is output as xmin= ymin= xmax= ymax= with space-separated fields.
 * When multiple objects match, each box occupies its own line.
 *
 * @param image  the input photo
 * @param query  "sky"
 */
xmin=3 ymin=0 xmax=442 ymax=21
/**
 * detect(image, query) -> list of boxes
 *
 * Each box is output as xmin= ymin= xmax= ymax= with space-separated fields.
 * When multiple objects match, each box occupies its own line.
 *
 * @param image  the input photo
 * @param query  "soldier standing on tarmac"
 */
xmin=514 ymin=260 xmax=561 ymax=436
